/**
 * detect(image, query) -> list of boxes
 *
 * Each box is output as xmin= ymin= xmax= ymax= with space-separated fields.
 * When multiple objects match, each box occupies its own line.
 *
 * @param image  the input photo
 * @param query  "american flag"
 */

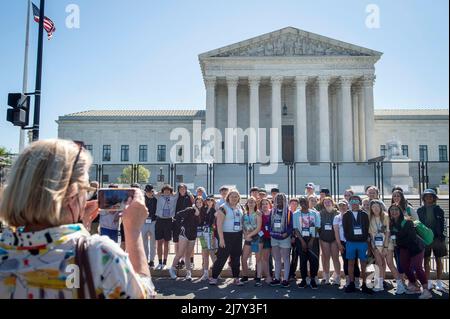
xmin=32 ymin=2 xmax=56 ymax=40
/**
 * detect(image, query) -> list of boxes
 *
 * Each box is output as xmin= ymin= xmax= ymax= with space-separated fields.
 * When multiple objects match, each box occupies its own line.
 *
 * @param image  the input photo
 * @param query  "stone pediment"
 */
xmin=200 ymin=27 xmax=382 ymax=58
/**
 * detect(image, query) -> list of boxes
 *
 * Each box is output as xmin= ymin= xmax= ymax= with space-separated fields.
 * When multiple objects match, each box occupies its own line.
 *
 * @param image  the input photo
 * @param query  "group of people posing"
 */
xmin=0 ymin=139 xmax=447 ymax=300
xmin=94 ymin=180 xmax=447 ymax=300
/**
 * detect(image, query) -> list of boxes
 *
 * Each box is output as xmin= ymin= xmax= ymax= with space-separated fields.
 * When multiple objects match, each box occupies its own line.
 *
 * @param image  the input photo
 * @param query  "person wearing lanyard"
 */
xmin=389 ymin=205 xmax=431 ymax=299
xmin=333 ymin=199 xmax=361 ymax=288
xmin=209 ymin=189 xmax=244 ymax=286
xmin=368 ymin=200 xmax=390 ymax=291
xmin=154 ymin=184 xmax=179 ymax=270
xmin=168 ymin=197 xmax=202 ymax=281
xmin=240 ymin=196 xmax=262 ymax=284
xmin=142 ymin=184 xmax=158 ymax=268
xmin=256 ymin=198 xmax=273 ymax=286
xmin=319 ymin=197 xmax=340 ymax=285
xmin=269 ymin=193 xmax=293 ymax=288
xmin=342 ymin=195 xmax=373 ymax=294
xmin=293 ymin=196 xmax=321 ymax=289
xmin=198 ymin=195 xmax=217 ymax=281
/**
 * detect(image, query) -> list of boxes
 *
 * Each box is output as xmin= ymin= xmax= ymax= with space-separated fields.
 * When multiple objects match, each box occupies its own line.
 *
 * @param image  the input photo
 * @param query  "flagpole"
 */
xmin=32 ymin=0 xmax=45 ymax=141
xmin=20 ymin=0 xmax=31 ymax=151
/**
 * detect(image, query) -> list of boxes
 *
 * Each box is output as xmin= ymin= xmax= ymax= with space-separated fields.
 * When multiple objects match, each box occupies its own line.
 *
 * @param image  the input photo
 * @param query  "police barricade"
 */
xmin=253 ymin=162 xmax=289 ymax=196
xmin=212 ymin=163 xmax=248 ymax=196
xmin=136 ymin=164 xmax=171 ymax=191
xmin=294 ymin=162 xmax=332 ymax=198
xmin=172 ymin=163 xmax=209 ymax=194
xmin=336 ymin=162 xmax=377 ymax=199
xmin=100 ymin=164 xmax=134 ymax=187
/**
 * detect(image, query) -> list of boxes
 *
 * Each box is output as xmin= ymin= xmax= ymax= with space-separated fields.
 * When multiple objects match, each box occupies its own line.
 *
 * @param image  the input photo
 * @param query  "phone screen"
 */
xmin=98 ymin=188 xmax=134 ymax=210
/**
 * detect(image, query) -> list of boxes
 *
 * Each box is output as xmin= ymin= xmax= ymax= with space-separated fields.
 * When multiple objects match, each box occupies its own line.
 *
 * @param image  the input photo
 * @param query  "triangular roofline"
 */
xmin=198 ymin=26 xmax=383 ymax=59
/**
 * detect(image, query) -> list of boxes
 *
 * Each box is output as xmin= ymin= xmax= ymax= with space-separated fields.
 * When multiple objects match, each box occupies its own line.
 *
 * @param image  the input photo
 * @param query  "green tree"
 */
xmin=0 ymin=147 xmax=12 ymax=166
xmin=117 ymin=166 xmax=151 ymax=184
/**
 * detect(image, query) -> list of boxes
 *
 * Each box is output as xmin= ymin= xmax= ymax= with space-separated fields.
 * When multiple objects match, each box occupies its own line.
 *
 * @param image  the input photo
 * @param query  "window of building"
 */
xmin=176 ymin=145 xmax=184 ymax=162
xmin=157 ymin=145 xmax=166 ymax=162
xmin=139 ymin=145 xmax=148 ymax=162
xmin=401 ymin=145 xmax=408 ymax=158
xmin=121 ymin=145 xmax=129 ymax=162
xmin=439 ymin=145 xmax=448 ymax=161
xmin=102 ymin=175 xmax=109 ymax=183
xmin=419 ymin=145 xmax=428 ymax=162
xmin=380 ymin=145 xmax=386 ymax=157
xmin=102 ymin=145 xmax=111 ymax=162
xmin=85 ymin=144 xmax=93 ymax=154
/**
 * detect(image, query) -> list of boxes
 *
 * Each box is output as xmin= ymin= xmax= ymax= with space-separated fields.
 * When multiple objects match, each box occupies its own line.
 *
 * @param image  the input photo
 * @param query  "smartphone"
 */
xmin=98 ymin=188 xmax=134 ymax=211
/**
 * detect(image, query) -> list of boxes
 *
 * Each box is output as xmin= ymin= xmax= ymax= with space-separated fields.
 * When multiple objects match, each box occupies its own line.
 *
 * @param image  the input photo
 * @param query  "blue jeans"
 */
xmin=100 ymin=227 xmax=119 ymax=243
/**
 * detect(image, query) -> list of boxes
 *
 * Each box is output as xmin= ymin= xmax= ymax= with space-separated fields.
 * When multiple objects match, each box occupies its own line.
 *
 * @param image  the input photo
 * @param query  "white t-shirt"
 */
xmin=333 ymin=214 xmax=346 ymax=242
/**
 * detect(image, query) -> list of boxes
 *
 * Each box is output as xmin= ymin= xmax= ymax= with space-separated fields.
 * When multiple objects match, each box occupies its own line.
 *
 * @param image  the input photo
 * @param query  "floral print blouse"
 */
xmin=0 ymin=224 xmax=155 ymax=299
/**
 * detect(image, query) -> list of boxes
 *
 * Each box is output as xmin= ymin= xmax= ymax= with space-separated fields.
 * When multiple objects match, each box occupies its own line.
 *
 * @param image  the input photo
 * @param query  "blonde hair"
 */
xmin=0 ymin=139 xmax=92 ymax=227
xmin=225 ymin=188 xmax=241 ymax=205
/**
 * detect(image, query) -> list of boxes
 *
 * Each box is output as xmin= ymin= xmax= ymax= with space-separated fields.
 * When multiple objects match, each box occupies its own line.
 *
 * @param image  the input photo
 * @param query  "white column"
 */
xmin=363 ymin=75 xmax=376 ymax=159
xmin=341 ymin=76 xmax=354 ymax=161
xmin=249 ymin=76 xmax=260 ymax=163
xmin=227 ymin=76 xmax=238 ymax=130
xmin=205 ymin=76 xmax=216 ymax=129
xmin=295 ymin=76 xmax=308 ymax=162
xmin=226 ymin=76 xmax=238 ymax=163
xmin=317 ymin=76 xmax=331 ymax=162
xmin=358 ymin=86 xmax=366 ymax=161
xmin=352 ymin=86 xmax=360 ymax=161
xmin=271 ymin=76 xmax=283 ymax=162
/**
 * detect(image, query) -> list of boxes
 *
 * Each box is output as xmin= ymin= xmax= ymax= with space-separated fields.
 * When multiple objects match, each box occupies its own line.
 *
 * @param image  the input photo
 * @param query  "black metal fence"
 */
xmin=1 ymin=161 xmax=448 ymax=198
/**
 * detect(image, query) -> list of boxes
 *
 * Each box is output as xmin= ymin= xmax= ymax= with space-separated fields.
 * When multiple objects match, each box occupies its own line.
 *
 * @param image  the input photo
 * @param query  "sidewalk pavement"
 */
xmin=153 ymin=277 xmax=449 ymax=299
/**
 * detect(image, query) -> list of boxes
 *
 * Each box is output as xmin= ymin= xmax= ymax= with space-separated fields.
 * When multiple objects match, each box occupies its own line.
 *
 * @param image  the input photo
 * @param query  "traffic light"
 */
xmin=6 ymin=93 xmax=30 ymax=127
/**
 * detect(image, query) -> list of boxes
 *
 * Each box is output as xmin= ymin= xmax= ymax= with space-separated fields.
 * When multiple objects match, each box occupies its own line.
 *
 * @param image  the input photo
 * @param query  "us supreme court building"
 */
xmin=57 ymin=27 xmax=449 ymax=194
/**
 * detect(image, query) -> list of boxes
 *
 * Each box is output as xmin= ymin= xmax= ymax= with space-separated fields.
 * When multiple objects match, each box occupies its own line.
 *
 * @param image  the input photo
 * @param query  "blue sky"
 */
xmin=0 ymin=0 xmax=448 ymax=153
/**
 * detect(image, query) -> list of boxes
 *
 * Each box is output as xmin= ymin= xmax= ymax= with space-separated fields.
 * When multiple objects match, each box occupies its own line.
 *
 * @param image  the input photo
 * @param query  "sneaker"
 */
xmin=168 ymin=267 xmax=177 ymax=279
xmin=298 ymin=280 xmax=308 ymax=289
xmin=254 ymin=278 xmax=262 ymax=287
xmin=406 ymin=284 xmax=421 ymax=294
xmin=331 ymin=276 xmax=341 ymax=286
xmin=155 ymin=263 xmax=163 ymax=270
xmin=373 ymin=286 xmax=384 ymax=292
xmin=395 ymin=281 xmax=407 ymax=295
xmin=185 ymin=270 xmax=192 ymax=281
xmin=361 ymin=284 xmax=374 ymax=295
xmin=209 ymin=278 xmax=218 ymax=285
xmin=435 ymin=280 xmax=445 ymax=292
xmin=419 ymin=289 xmax=432 ymax=299
xmin=355 ymin=277 xmax=361 ymax=289
xmin=281 ymin=280 xmax=290 ymax=288
xmin=270 ymin=279 xmax=281 ymax=287
xmin=321 ymin=278 xmax=330 ymax=285
xmin=201 ymin=270 xmax=209 ymax=281
xmin=383 ymin=280 xmax=393 ymax=290
xmin=234 ymin=278 xmax=244 ymax=286
xmin=161 ymin=264 xmax=166 ymax=270
xmin=345 ymin=282 xmax=356 ymax=293
xmin=310 ymin=279 xmax=318 ymax=289
xmin=148 ymin=261 xmax=155 ymax=268
xmin=240 ymin=276 xmax=249 ymax=283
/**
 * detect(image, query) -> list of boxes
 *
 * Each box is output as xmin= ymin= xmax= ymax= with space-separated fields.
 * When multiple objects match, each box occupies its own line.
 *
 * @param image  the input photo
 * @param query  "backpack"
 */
xmin=401 ymin=219 xmax=434 ymax=246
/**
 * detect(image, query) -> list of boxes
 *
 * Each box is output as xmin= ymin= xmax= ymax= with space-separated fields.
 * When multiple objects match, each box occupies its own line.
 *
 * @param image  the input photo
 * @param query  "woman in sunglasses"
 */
xmin=0 ymin=139 xmax=155 ymax=299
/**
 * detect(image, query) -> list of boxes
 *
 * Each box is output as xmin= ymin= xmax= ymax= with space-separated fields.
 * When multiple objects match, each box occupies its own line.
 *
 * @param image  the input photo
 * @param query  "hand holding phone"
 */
xmin=98 ymin=188 xmax=134 ymax=211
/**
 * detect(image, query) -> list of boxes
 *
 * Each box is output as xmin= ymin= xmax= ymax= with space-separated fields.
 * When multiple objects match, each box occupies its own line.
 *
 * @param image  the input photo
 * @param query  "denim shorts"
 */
xmin=345 ymin=241 xmax=368 ymax=261
xmin=271 ymin=237 xmax=292 ymax=249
